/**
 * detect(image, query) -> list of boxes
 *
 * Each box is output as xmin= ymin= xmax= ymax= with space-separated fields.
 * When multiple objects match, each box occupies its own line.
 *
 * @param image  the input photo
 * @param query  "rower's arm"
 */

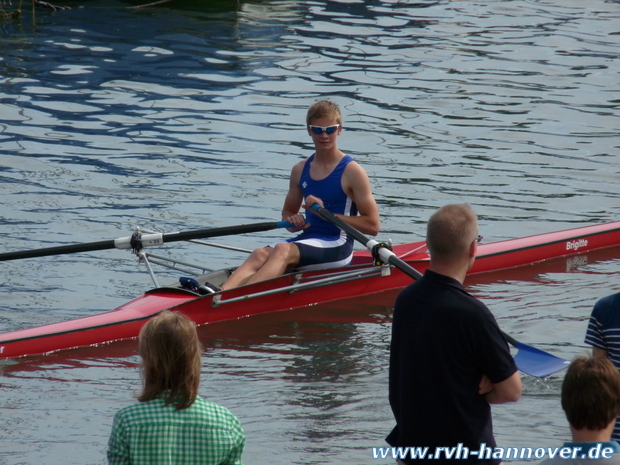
xmin=282 ymin=161 xmax=307 ymax=232
xmin=340 ymin=161 xmax=381 ymax=236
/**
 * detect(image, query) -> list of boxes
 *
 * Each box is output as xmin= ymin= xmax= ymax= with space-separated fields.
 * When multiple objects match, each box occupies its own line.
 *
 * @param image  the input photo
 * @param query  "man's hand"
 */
xmin=479 ymin=374 xmax=494 ymax=395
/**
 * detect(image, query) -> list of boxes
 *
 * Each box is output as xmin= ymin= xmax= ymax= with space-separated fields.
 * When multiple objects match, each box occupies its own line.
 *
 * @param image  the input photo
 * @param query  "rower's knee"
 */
xmin=250 ymin=247 xmax=271 ymax=261
xmin=270 ymin=242 xmax=290 ymax=257
xmin=270 ymin=242 xmax=299 ymax=265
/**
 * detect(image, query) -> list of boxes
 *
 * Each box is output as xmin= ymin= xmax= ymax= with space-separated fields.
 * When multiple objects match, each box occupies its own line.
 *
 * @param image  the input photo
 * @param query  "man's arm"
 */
xmin=593 ymin=347 xmax=609 ymax=359
xmin=483 ymin=371 xmax=522 ymax=404
xmin=339 ymin=161 xmax=380 ymax=236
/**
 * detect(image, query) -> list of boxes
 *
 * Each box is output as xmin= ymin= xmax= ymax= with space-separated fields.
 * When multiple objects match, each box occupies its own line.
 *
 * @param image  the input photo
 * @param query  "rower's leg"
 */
xmin=221 ymin=247 xmax=271 ymax=290
xmin=244 ymin=242 xmax=300 ymax=286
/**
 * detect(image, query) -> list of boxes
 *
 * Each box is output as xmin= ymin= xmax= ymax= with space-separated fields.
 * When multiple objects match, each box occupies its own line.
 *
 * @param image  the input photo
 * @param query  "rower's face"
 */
xmin=307 ymin=116 xmax=342 ymax=149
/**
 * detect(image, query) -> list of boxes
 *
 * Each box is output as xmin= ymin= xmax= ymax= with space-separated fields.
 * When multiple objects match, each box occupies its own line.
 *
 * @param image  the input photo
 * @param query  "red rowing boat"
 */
xmin=1 ymin=220 xmax=619 ymax=359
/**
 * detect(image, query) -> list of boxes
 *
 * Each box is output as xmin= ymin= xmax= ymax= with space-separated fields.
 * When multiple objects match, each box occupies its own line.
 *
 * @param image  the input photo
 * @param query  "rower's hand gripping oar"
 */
xmin=310 ymin=204 xmax=570 ymax=378
xmin=0 ymin=220 xmax=294 ymax=262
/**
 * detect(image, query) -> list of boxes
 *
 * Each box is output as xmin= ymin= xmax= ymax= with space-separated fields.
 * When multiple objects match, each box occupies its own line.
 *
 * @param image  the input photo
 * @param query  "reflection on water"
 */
xmin=1 ymin=0 xmax=620 ymax=463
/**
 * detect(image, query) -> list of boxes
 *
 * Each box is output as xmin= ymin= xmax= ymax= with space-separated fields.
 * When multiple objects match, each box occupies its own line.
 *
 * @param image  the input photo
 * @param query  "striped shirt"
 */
xmin=584 ymin=291 xmax=620 ymax=442
xmin=107 ymin=396 xmax=245 ymax=465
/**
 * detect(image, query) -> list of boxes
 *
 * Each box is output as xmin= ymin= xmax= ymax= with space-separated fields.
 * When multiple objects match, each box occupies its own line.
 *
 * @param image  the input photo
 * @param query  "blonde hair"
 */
xmin=138 ymin=311 xmax=202 ymax=410
xmin=306 ymin=100 xmax=342 ymax=126
xmin=426 ymin=204 xmax=478 ymax=261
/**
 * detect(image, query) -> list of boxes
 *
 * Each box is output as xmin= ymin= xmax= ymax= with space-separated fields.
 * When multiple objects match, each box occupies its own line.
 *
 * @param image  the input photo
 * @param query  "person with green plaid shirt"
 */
xmin=107 ymin=311 xmax=245 ymax=465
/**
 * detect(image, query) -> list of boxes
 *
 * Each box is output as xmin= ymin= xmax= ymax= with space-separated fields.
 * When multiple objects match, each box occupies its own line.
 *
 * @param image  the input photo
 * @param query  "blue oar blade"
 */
xmin=513 ymin=341 xmax=570 ymax=378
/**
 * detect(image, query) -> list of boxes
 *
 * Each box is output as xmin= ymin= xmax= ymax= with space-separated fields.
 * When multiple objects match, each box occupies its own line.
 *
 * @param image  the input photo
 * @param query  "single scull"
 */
xmin=1 ymin=220 xmax=619 ymax=361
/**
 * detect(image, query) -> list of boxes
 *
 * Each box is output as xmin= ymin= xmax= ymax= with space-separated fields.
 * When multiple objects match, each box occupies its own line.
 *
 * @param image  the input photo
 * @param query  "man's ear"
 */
xmin=468 ymin=239 xmax=477 ymax=259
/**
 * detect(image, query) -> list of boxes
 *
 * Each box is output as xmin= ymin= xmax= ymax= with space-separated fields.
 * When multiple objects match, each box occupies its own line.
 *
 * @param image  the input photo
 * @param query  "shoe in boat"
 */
xmin=198 ymin=282 xmax=221 ymax=295
xmin=179 ymin=277 xmax=201 ymax=292
xmin=180 ymin=277 xmax=221 ymax=295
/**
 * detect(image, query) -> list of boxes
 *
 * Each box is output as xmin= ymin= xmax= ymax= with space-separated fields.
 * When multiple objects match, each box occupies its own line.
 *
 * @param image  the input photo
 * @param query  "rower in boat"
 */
xmin=1 ymin=212 xmax=619 ymax=360
xmin=216 ymin=100 xmax=380 ymax=292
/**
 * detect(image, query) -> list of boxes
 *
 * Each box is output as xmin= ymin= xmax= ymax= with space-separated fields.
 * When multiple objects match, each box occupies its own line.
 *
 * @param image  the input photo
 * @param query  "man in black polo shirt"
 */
xmin=387 ymin=204 xmax=522 ymax=464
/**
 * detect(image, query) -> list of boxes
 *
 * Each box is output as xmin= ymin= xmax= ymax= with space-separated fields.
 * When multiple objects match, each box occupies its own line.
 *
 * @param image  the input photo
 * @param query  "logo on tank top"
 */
xmin=302 ymin=181 xmax=307 ymax=188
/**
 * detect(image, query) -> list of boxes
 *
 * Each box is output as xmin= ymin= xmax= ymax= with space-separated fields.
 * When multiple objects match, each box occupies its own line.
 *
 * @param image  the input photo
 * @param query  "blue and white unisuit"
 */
xmin=284 ymin=153 xmax=358 ymax=271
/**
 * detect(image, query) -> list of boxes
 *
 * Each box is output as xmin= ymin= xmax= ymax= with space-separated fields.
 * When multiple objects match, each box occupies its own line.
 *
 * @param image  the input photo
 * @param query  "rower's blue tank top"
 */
xmin=298 ymin=154 xmax=358 ymax=239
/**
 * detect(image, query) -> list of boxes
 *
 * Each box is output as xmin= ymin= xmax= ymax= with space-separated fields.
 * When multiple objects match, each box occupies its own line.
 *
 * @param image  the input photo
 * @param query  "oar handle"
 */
xmin=160 ymin=221 xmax=294 ymax=244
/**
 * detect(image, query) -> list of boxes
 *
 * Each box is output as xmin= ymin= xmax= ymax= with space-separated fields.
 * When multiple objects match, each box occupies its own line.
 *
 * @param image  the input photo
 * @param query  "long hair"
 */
xmin=561 ymin=356 xmax=620 ymax=430
xmin=138 ymin=311 xmax=202 ymax=410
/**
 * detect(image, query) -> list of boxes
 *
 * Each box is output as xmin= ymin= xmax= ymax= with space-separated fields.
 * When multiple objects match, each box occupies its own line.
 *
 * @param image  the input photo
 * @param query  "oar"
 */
xmin=310 ymin=204 xmax=570 ymax=378
xmin=501 ymin=332 xmax=570 ymax=378
xmin=0 ymin=220 xmax=294 ymax=262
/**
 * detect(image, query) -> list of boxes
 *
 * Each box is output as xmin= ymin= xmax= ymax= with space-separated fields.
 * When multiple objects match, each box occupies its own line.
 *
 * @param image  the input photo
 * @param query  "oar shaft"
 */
xmin=0 ymin=240 xmax=117 ymax=262
xmin=161 ymin=221 xmax=292 ymax=243
xmin=310 ymin=204 xmax=545 ymax=358
xmin=501 ymin=331 xmax=519 ymax=347
xmin=0 ymin=220 xmax=293 ymax=262
xmin=311 ymin=204 xmax=422 ymax=279
xmin=312 ymin=205 xmax=371 ymax=247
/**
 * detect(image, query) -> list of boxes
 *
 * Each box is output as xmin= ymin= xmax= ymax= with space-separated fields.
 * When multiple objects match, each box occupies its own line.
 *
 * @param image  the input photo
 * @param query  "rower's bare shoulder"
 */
xmin=290 ymin=158 xmax=308 ymax=174
xmin=343 ymin=159 xmax=371 ymax=184
xmin=288 ymin=159 xmax=308 ymax=188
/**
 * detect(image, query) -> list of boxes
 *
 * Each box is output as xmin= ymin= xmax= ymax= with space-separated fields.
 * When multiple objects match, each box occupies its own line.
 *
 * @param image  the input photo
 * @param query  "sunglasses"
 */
xmin=309 ymin=124 xmax=340 ymax=135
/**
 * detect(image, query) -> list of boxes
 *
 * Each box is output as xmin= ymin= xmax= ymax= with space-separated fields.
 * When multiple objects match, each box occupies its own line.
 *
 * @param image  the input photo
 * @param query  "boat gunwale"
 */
xmin=476 ymin=221 xmax=620 ymax=260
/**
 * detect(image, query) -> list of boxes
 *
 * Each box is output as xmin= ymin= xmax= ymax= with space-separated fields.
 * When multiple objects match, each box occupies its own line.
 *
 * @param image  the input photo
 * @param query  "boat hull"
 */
xmin=1 ymin=220 xmax=619 ymax=359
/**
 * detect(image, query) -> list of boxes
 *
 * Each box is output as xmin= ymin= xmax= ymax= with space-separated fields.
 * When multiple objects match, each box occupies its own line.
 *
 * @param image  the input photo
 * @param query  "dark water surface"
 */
xmin=1 ymin=0 xmax=619 ymax=463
